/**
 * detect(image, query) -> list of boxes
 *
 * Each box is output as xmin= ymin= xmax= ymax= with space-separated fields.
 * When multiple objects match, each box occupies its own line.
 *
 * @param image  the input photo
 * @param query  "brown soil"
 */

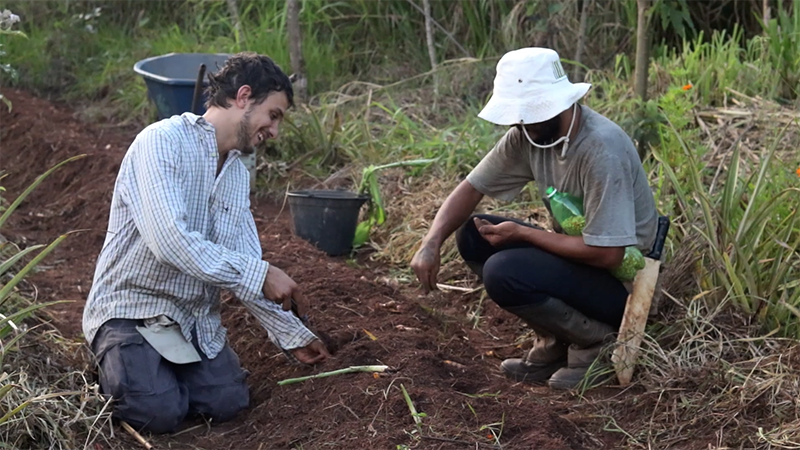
xmin=1 ymin=89 xmax=610 ymax=449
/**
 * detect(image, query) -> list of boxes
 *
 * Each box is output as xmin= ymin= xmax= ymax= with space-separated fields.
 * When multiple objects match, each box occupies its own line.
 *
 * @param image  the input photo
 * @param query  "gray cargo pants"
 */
xmin=92 ymin=319 xmax=250 ymax=434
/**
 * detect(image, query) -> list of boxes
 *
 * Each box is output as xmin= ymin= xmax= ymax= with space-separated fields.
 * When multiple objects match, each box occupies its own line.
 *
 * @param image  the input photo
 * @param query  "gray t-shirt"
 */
xmin=466 ymin=105 xmax=658 ymax=252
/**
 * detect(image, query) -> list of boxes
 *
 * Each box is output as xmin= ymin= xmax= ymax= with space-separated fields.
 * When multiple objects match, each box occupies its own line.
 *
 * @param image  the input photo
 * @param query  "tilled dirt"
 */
xmin=1 ymin=89 xmax=606 ymax=449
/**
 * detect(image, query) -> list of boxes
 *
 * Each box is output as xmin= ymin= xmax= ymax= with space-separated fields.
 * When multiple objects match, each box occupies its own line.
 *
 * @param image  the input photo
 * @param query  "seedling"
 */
xmin=353 ymin=158 xmax=437 ymax=248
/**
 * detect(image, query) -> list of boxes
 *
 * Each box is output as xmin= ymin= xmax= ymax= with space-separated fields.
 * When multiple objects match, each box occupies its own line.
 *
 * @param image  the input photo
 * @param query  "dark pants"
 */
xmin=92 ymin=319 xmax=250 ymax=434
xmin=456 ymin=214 xmax=629 ymax=328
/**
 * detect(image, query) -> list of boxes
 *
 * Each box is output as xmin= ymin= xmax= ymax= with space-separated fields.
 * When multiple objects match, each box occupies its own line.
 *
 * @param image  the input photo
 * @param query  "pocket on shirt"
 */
xmin=209 ymin=200 xmax=247 ymax=247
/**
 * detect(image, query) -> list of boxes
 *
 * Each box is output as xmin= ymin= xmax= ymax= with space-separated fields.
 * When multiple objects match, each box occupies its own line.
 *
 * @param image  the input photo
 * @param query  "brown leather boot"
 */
xmin=547 ymin=343 xmax=611 ymax=390
xmin=500 ymin=330 xmax=567 ymax=383
xmin=503 ymin=298 xmax=616 ymax=349
xmin=503 ymin=298 xmax=616 ymax=389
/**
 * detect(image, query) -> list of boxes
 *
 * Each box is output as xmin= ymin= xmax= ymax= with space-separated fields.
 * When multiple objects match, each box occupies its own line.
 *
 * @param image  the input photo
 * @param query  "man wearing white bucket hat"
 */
xmin=411 ymin=48 xmax=658 ymax=389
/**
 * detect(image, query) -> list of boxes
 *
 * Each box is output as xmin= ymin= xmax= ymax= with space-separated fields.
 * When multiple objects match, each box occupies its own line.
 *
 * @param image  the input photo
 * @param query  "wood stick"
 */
xmin=286 ymin=0 xmax=307 ymax=103
xmin=120 ymin=420 xmax=154 ymax=450
xmin=612 ymin=257 xmax=660 ymax=386
xmin=402 ymin=0 xmax=471 ymax=57
xmin=436 ymin=283 xmax=481 ymax=294
xmin=573 ymin=0 xmax=593 ymax=80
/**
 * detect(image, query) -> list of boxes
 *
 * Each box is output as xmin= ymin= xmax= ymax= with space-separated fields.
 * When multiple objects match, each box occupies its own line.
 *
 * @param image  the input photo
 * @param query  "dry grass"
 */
xmin=0 ymin=313 xmax=114 ymax=450
xmin=695 ymin=88 xmax=800 ymax=172
xmin=574 ymin=295 xmax=800 ymax=449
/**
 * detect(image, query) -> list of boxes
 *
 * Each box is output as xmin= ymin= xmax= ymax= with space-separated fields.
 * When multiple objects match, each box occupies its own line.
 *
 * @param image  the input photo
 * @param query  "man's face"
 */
xmin=521 ymin=114 xmax=561 ymax=146
xmin=236 ymin=91 xmax=290 ymax=154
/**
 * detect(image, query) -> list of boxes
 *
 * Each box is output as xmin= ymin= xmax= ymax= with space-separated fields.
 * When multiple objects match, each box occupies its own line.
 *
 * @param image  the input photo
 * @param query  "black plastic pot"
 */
xmin=287 ymin=190 xmax=370 ymax=256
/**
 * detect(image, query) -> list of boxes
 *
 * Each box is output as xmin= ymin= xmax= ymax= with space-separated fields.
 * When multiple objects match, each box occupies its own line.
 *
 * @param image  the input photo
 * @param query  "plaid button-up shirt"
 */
xmin=83 ymin=113 xmax=316 ymax=360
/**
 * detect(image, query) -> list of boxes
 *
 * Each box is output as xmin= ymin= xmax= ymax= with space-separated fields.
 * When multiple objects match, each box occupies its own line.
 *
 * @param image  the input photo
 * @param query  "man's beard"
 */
xmin=526 ymin=114 xmax=561 ymax=146
xmin=236 ymin=108 xmax=256 ymax=154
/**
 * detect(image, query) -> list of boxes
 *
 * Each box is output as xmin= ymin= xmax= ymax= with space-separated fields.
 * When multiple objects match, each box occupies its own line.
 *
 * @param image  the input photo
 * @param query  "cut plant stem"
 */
xmin=400 ymin=383 xmax=422 ymax=428
xmin=120 ymin=421 xmax=153 ymax=450
xmin=277 ymin=365 xmax=389 ymax=386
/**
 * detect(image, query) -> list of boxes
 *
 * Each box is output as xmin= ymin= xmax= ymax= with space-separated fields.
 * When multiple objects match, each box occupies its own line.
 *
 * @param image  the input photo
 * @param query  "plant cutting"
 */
xmin=277 ymin=365 xmax=390 ymax=386
xmin=352 ymin=158 xmax=437 ymax=248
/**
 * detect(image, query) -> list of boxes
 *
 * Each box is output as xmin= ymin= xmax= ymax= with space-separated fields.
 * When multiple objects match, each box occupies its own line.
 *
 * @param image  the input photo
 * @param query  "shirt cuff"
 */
xmin=237 ymin=257 xmax=269 ymax=303
xmin=582 ymin=233 xmax=638 ymax=248
xmin=242 ymin=297 xmax=318 ymax=350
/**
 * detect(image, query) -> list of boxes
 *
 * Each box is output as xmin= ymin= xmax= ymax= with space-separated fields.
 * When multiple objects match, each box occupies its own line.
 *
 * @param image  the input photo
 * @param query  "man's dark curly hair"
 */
xmin=204 ymin=52 xmax=294 ymax=109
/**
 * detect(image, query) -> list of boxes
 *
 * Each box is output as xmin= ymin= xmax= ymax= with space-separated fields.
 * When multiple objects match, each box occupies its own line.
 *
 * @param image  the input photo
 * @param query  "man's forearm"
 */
xmin=516 ymin=227 xmax=623 ymax=269
xmin=423 ymin=180 xmax=484 ymax=247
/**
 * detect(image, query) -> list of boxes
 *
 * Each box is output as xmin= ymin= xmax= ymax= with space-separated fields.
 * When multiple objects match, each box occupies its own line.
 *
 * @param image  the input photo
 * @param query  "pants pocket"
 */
xmin=97 ymin=330 xmax=158 ymax=396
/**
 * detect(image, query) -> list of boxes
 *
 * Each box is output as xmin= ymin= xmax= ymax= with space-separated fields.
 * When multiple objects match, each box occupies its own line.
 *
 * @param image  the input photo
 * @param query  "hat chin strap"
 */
xmin=521 ymin=103 xmax=578 ymax=158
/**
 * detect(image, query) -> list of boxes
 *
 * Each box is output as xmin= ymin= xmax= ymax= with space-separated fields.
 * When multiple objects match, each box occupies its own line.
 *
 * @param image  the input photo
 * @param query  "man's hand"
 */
xmin=290 ymin=339 xmax=331 ymax=365
xmin=262 ymin=265 xmax=307 ymax=316
xmin=475 ymin=218 xmax=524 ymax=248
xmin=411 ymin=242 xmax=441 ymax=294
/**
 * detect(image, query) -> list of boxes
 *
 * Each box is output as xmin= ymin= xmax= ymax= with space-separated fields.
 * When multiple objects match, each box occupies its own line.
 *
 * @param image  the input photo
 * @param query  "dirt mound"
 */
xmin=1 ymin=89 xmax=599 ymax=449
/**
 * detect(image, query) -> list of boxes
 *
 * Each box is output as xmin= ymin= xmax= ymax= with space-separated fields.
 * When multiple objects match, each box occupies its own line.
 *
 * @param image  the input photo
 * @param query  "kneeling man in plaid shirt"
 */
xmin=83 ymin=52 xmax=329 ymax=434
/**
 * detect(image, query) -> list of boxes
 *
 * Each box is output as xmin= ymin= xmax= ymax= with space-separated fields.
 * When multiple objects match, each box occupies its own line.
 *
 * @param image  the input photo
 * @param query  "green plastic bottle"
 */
xmin=545 ymin=187 xmax=584 ymax=234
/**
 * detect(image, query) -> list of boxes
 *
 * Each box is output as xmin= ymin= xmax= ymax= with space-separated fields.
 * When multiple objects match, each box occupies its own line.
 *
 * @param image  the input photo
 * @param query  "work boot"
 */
xmin=500 ymin=330 xmax=567 ymax=383
xmin=548 ymin=343 xmax=612 ymax=390
xmin=502 ymin=298 xmax=616 ymax=390
xmin=503 ymin=297 xmax=616 ymax=348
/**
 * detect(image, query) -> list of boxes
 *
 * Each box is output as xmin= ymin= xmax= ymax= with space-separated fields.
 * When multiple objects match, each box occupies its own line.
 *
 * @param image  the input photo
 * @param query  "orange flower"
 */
xmin=796 ymin=166 xmax=800 ymax=177
xmin=682 ymin=83 xmax=693 ymax=91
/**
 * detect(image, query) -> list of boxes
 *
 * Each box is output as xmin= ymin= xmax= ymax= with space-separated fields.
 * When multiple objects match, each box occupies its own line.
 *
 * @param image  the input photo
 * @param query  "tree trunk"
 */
xmin=634 ymin=0 xmax=650 ymax=103
xmin=226 ymin=0 xmax=246 ymax=48
xmin=422 ymin=0 xmax=439 ymax=104
xmin=573 ymin=0 xmax=592 ymax=81
xmin=634 ymin=0 xmax=650 ymax=160
xmin=286 ymin=0 xmax=307 ymax=103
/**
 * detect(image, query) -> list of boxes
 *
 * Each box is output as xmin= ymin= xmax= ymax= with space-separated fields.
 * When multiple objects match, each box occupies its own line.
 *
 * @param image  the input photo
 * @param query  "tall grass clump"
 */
xmin=758 ymin=0 xmax=800 ymax=102
xmin=0 ymin=156 xmax=113 ymax=449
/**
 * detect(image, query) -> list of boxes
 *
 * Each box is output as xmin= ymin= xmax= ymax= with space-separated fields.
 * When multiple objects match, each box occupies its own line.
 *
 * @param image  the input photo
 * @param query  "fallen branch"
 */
xmin=436 ymin=283 xmax=481 ymax=293
xmin=277 ymin=365 xmax=390 ymax=386
xmin=120 ymin=421 xmax=153 ymax=450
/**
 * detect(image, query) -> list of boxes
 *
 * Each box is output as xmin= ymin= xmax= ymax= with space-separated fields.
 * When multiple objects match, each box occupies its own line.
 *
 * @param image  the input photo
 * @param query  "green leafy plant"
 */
xmin=0 ymin=154 xmax=85 ymax=424
xmin=653 ymin=117 xmax=800 ymax=336
xmin=352 ymin=158 xmax=436 ymax=248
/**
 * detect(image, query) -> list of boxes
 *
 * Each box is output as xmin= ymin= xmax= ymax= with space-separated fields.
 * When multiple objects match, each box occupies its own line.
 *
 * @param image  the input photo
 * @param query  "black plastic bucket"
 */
xmin=287 ymin=190 xmax=370 ymax=256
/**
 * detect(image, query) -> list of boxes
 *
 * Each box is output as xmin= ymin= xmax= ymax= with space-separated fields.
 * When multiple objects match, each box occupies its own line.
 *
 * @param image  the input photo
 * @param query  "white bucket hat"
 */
xmin=478 ymin=48 xmax=591 ymax=126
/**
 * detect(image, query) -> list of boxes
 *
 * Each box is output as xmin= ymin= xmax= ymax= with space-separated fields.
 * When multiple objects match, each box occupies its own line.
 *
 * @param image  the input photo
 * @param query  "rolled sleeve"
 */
xmin=242 ymin=298 xmax=318 ymax=350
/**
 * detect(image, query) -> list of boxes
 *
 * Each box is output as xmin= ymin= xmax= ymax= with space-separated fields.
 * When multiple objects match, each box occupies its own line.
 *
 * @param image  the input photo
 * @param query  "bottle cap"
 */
xmin=545 ymin=186 xmax=557 ymax=198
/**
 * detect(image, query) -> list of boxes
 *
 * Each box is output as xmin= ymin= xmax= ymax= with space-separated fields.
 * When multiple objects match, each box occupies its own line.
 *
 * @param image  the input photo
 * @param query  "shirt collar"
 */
xmin=184 ymin=112 xmax=216 ymax=133
xmin=183 ymin=113 xmax=242 ymax=158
